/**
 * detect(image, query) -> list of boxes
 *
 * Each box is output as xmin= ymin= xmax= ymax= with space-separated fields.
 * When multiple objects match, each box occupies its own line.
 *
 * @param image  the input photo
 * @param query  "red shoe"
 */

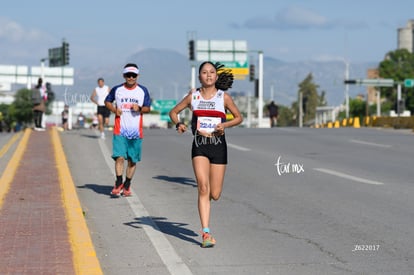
xmin=201 ymin=232 xmax=216 ymax=248
xmin=111 ymin=183 xmax=124 ymax=196
xmin=122 ymin=187 xmax=132 ymax=197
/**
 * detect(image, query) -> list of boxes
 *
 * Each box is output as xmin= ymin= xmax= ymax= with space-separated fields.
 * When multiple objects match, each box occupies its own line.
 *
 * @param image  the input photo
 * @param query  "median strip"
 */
xmin=51 ymin=127 xmax=103 ymax=275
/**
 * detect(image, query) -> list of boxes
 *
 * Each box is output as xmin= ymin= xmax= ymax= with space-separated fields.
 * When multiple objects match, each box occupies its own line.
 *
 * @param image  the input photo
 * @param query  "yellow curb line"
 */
xmin=0 ymin=129 xmax=32 ymax=209
xmin=0 ymin=131 xmax=22 ymax=159
xmin=0 ymin=129 xmax=31 ymax=209
xmin=50 ymin=127 xmax=103 ymax=275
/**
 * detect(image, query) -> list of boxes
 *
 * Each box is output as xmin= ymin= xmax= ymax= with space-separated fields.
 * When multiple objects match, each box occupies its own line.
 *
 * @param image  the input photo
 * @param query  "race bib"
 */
xmin=197 ymin=117 xmax=221 ymax=134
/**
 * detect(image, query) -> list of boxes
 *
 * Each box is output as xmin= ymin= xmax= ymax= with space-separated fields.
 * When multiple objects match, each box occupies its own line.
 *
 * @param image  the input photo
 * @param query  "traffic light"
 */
xmin=344 ymin=79 xmax=357 ymax=84
xmin=189 ymin=40 xmax=195 ymax=61
xmin=249 ymin=64 xmax=255 ymax=81
xmin=62 ymin=41 xmax=70 ymax=65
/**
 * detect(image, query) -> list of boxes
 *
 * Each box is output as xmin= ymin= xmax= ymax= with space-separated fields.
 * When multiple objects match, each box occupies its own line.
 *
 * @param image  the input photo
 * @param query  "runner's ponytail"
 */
xmin=215 ymin=63 xmax=234 ymax=91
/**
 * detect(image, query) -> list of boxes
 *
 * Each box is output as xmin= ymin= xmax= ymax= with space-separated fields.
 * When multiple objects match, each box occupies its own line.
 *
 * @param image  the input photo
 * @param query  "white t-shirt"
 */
xmin=105 ymin=83 xmax=151 ymax=139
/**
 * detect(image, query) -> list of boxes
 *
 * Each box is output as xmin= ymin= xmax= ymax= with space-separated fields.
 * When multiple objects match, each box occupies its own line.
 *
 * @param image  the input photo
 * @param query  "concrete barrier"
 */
xmin=353 ymin=117 xmax=360 ymax=128
xmin=349 ymin=118 xmax=354 ymax=127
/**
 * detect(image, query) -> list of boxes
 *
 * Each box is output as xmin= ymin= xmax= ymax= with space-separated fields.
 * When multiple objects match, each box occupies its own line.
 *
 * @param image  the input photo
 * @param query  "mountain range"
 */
xmin=57 ymin=49 xmax=377 ymax=107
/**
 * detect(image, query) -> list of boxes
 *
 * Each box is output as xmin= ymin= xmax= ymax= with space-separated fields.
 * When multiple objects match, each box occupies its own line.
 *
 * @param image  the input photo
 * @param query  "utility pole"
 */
xmin=191 ymin=65 xmax=196 ymax=89
xmin=299 ymin=92 xmax=303 ymax=128
xmin=376 ymin=91 xmax=381 ymax=116
xmin=40 ymin=58 xmax=47 ymax=81
xmin=270 ymin=82 xmax=274 ymax=101
xmin=247 ymin=91 xmax=251 ymax=128
xmin=257 ymin=51 xmax=264 ymax=127
xmin=344 ymin=59 xmax=350 ymax=118
xmin=397 ymin=83 xmax=402 ymax=117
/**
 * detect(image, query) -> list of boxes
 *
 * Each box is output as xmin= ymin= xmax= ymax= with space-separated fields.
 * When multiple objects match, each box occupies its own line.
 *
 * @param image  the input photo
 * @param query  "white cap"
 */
xmin=123 ymin=66 xmax=139 ymax=75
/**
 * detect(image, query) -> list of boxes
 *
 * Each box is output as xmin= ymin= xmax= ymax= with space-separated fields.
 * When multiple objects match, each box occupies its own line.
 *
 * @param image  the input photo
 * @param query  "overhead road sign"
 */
xmin=151 ymin=99 xmax=177 ymax=121
xmin=344 ymin=78 xmax=394 ymax=87
xmin=31 ymin=66 xmax=74 ymax=85
xmin=404 ymin=79 xmax=414 ymax=88
xmin=0 ymin=65 xmax=29 ymax=84
xmin=195 ymin=40 xmax=249 ymax=77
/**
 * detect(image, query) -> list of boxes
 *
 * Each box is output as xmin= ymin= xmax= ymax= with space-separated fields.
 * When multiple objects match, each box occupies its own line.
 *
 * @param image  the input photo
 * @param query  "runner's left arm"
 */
xmin=139 ymin=86 xmax=151 ymax=113
xmin=220 ymin=93 xmax=243 ymax=129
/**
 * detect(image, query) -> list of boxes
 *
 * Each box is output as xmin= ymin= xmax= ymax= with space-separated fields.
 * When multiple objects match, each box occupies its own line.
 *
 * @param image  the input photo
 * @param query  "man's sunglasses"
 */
xmin=124 ymin=73 xmax=138 ymax=79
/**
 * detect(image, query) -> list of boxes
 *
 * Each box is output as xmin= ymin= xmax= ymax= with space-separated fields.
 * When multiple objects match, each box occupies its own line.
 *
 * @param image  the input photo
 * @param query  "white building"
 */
xmin=398 ymin=20 xmax=414 ymax=53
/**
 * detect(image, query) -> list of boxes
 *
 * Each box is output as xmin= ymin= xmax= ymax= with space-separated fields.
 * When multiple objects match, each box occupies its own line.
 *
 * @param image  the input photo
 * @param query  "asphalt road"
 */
xmin=56 ymin=127 xmax=414 ymax=275
xmin=0 ymin=132 xmax=20 ymax=176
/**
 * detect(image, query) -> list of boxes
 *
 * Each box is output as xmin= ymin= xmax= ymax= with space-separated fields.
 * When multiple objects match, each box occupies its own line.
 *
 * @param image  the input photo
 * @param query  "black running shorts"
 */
xmin=191 ymin=134 xmax=227 ymax=164
xmin=97 ymin=105 xmax=110 ymax=118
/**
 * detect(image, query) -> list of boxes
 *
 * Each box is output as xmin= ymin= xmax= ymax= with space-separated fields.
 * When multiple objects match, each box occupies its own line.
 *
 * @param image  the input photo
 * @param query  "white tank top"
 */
xmin=95 ymin=85 xmax=109 ymax=106
xmin=191 ymin=89 xmax=226 ymax=134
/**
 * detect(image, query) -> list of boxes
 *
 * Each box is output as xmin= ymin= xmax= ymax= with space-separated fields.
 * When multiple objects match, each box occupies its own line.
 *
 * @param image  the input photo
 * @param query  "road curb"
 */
xmin=0 ymin=129 xmax=30 ymax=209
xmin=51 ymin=127 xmax=103 ymax=275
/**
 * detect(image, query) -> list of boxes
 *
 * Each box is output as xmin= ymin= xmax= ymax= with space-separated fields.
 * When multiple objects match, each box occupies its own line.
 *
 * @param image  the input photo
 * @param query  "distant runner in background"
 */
xmin=90 ymin=78 xmax=110 ymax=139
xmin=267 ymin=101 xmax=279 ymax=128
xmin=61 ymin=104 xmax=69 ymax=131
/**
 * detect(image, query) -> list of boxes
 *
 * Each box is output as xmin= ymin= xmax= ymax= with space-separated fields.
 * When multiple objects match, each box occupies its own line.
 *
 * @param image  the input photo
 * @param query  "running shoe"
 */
xmin=122 ymin=186 xmax=132 ymax=197
xmin=110 ymin=183 xmax=124 ymax=196
xmin=201 ymin=232 xmax=216 ymax=248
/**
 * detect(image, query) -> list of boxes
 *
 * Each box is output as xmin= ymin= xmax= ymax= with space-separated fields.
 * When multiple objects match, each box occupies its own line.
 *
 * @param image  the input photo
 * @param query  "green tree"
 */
xmin=349 ymin=97 xmax=365 ymax=119
xmin=378 ymin=49 xmax=414 ymax=112
xmin=277 ymin=105 xmax=295 ymax=126
xmin=9 ymin=88 xmax=33 ymax=125
xmin=0 ymin=103 xmax=12 ymax=131
xmin=298 ymin=73 xmax=320 ymax=123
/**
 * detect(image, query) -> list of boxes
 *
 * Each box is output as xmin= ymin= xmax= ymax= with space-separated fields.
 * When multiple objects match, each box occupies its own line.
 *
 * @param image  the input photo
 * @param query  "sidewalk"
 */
xmin=0 ymin=128 xmax=102 ymax=274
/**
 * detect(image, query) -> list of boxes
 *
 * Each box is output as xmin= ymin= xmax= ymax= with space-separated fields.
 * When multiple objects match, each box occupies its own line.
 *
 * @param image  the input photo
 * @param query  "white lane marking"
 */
xmin=350 ymin=139 xmax=391 ymax=148
xmin=313 ymin=168 xmax=384 ymax=185
xmin=98 ymin=136 xmax=193 ymax=275
xmin=227 ymin=143 xmax=251 ymax=151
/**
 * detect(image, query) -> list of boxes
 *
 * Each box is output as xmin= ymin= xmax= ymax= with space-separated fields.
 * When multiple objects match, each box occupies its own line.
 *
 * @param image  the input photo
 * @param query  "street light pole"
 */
xmin=299 ymin=92 xmax=303 ymax=128
xmin=191 ymin=65 xmax=196 ymax=89
xmin=40 ymin=58 xmax=48 ymax=81
xmin=397 ymin=83 xmax=402 ymax=117
xmin=344 ymin=59 xmax=350 ymax=118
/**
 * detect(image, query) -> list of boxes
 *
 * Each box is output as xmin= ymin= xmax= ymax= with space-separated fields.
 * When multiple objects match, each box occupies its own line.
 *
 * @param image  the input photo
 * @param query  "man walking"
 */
xmin=267 ymin=101 xmax=279 ymax=128
xmin=90 ymin=78 xmax=110 ymax=139
xmin=105 ymin=63 xmax=151 ymax=196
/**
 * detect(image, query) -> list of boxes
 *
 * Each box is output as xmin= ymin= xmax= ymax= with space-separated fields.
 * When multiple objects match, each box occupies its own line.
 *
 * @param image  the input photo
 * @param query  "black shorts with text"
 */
xmin=191 ymin=134 xmax=227 ymax=165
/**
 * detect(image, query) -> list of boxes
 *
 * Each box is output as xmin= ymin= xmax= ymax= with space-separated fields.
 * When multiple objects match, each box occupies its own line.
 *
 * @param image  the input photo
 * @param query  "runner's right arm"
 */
xmin=90 ymin=89 xmax=98 ymax=105
xmin=169 ymin=93 xmax=192 ymax=134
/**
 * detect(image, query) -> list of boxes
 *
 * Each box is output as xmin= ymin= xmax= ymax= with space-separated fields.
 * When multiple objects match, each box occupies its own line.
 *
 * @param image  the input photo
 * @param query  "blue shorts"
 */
xmin=112 ymin=135 xmax=142 ymax=163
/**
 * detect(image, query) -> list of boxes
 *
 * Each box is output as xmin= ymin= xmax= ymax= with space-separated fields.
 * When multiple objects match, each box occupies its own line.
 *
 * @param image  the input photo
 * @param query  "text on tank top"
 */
xmin=191 ymin=89 xmax=226 ymax=134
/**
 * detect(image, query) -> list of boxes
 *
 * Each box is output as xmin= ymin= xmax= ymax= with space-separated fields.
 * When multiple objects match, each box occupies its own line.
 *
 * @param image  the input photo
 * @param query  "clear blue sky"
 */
xmin=1 ymin=0 xmax=413 ymax=67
